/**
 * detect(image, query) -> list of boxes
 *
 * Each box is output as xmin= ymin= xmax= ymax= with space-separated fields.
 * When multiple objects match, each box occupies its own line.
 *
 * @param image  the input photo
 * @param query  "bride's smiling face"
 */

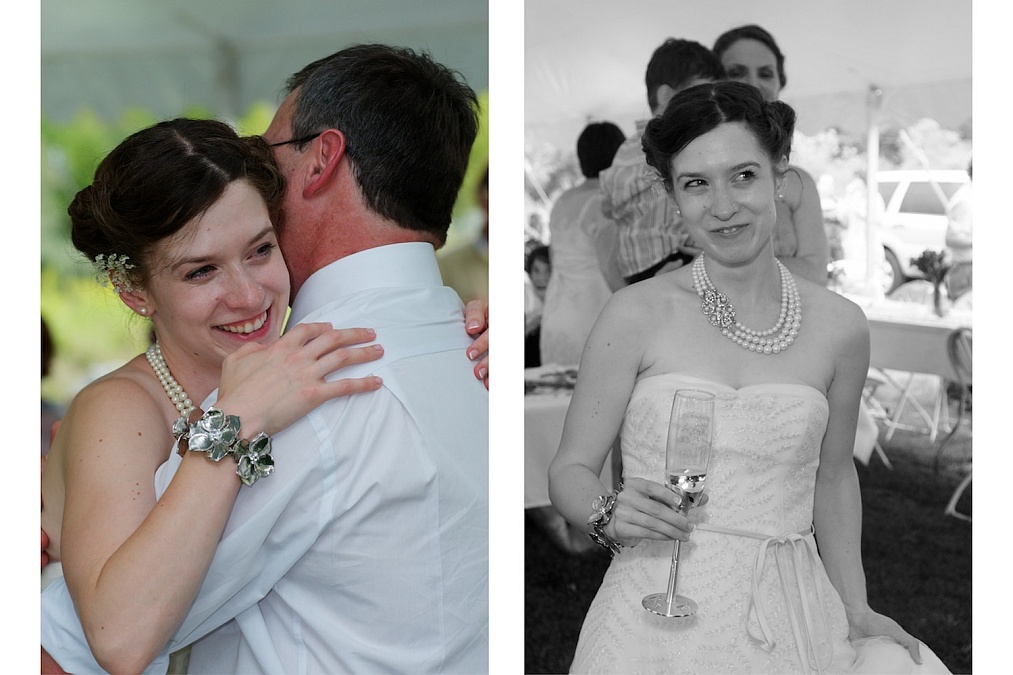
xmin=670 ymin=122 xmax=784 ymax=266
xmin=137 ymin=180 xmax=290 ymax=378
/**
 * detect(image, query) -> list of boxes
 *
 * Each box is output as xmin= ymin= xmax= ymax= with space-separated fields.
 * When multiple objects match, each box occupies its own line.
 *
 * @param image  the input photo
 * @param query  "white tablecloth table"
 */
xmin=524 ymin=366 xmax=615 ymax=509
xmin=848 ymin=294 xmax=971 ymax=442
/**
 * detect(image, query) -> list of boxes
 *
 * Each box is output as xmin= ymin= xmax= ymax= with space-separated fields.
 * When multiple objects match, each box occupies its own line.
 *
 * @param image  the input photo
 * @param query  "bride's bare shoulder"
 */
xmin=797 ymin=281 xmax=870 ymax=349
xmin=608 ymin=268 xmax=694 ymax=311
xmin=59 ymin=355 xmax=166 ymax=444
xmin=591 ymin=271 xmax=692 ymax=349
xmin=74 ymin=354 xmax=157 ymax=400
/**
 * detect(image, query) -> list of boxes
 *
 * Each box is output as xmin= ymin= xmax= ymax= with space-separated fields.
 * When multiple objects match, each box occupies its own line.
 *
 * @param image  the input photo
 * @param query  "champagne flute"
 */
xmin=642 ymin=389 xmax=715 ymax=617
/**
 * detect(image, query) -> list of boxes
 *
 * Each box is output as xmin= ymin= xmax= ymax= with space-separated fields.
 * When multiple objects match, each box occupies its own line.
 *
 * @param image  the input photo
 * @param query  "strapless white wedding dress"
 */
xmin=570 ymin=373 xmax=951 ymax=674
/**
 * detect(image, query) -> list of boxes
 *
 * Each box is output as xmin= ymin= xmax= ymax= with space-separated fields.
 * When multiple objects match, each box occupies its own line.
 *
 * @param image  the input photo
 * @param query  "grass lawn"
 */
xmin=525 ymin=376 xmax=972 ymax=673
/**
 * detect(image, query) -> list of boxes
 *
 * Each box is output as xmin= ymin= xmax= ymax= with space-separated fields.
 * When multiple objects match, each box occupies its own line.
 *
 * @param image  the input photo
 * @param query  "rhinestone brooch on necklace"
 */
xmin=145 ymin=342 xmax=195 ymax=416
xmin=691 ymin=254 xmax=801 ymax=355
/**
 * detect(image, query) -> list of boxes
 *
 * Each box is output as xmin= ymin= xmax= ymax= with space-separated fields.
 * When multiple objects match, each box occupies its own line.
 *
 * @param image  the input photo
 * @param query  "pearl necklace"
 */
xmin=145 ymin=342 xmax=195 ymax=416
xmin=691 ymin=254 xmax=801 ymax=355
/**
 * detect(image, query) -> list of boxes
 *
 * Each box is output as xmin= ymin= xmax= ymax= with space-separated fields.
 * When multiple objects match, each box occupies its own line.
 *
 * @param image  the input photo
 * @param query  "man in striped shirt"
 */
xmin=600 ymin=38 xmax=724 ymax=284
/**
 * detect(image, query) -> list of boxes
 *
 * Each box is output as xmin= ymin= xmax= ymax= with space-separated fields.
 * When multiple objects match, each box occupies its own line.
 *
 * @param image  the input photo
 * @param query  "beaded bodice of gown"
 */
xmin=570 ymin=372 xmax=862 ymax=674
xmin=622 ymin=374 xmax=826 ymax=536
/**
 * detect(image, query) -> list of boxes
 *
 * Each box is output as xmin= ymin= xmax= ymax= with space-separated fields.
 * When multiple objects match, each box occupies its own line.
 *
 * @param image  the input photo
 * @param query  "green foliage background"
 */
xmin=41 ymin=93 xmax=489 ymax=405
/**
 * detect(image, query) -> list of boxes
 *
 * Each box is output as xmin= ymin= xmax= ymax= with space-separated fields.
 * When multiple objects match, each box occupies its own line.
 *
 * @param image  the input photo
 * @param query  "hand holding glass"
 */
xmin=642 ymin=389 xmax=714 ymax=617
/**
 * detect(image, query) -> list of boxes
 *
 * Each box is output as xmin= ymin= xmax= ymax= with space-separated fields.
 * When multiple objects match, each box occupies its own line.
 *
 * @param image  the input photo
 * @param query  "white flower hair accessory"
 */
xmin=641 ymin=163 xmax=669 ymax=197
xmin=93 ymin=253 xmax=137 ymax=292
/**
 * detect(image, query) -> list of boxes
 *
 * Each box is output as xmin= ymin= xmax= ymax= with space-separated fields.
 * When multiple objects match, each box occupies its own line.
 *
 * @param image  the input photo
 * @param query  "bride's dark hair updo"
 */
xmin=641 ymin=81 xmax=796 ymax=194
xmin=69 ymin=118 xmax=285 ymax=288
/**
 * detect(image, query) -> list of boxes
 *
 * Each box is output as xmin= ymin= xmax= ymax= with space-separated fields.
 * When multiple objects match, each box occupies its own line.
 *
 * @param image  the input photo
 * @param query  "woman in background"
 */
xmin=713 ymin=24 xmax=830 ymax=286
xmin=540 ymin=122 xmax=626 ymax=367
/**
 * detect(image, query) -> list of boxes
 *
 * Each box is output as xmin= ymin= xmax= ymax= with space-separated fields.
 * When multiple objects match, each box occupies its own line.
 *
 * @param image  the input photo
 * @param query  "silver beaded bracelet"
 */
xmin=587 ymin=490 xmax=624 ymax=557
xmin=172 ymin=408 xmax=275 ymax=486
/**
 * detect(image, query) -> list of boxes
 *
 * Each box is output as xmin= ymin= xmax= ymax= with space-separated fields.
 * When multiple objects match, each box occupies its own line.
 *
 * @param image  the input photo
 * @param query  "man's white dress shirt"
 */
xmin=41 ymin=242 xmax=489 ymax=674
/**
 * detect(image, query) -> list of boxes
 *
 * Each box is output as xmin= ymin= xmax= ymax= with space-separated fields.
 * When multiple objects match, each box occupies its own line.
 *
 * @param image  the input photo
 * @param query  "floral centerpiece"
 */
xmin=910 ymin=249 xmax=953 ymax=316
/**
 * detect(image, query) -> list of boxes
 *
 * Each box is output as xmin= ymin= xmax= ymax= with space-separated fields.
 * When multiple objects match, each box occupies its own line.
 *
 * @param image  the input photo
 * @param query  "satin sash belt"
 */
xmin=695 ymin=522 xmax=833 ymax=674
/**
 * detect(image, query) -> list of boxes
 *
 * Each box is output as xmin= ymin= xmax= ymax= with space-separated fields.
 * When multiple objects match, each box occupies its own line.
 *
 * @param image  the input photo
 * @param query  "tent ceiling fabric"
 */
xmin=42 ymin=0 xmax=488 ymax=122
xmin=525 ymin=0 xmax=971 ymax=149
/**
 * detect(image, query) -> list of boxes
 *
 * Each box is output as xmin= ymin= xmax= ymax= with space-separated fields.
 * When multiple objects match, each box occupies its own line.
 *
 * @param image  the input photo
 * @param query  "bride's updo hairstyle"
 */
xmin=69 ymin=118 xmax=285 ymax=288
xmin=642 ymin=80 xmax=796 ymax=194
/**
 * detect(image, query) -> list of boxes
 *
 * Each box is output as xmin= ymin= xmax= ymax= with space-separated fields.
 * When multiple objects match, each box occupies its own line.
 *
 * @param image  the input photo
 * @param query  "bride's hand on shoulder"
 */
xmin=847 ymin=607 xmax=923 ymax=665
xmin=464 ymin=299 xmax=489 ymax=389
xmin=604 ymin=477 xmax=699 ymax=547
xmin=216 ymin=322 xmax=384 ymax=436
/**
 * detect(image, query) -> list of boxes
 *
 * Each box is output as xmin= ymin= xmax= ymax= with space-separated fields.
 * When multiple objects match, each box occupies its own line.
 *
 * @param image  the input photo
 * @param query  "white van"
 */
xmin=875 ymin=169 xmax=970 ymax=292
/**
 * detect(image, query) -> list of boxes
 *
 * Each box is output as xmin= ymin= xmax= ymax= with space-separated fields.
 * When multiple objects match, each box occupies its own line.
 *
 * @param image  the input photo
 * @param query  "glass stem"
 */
xmin=664 ymin=498 xmax=690 ymax=607
xmin=665 ymin=539 xmax=682 ymax=607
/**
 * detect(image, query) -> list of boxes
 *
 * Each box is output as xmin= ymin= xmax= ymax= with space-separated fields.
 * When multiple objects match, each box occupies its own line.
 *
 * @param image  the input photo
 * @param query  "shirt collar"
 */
xmin=288 ymin=242 xmax=443 ymax=325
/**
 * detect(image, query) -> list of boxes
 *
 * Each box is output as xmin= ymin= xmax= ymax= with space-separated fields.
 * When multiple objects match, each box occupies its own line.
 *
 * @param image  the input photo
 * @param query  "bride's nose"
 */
xmin=224 ymin=269 xmax=265 ymax=308
xmin=709 ymin=184 xmax=738 ymax=221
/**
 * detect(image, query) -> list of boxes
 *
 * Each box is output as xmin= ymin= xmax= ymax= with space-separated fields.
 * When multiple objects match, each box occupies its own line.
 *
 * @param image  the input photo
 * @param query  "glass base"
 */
xmin=642 ymin=593 xmax=698 ymax=617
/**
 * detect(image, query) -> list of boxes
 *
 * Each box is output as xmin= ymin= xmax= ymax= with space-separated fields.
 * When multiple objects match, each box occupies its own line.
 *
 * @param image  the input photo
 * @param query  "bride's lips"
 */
xmin=215 ymin=310 xmax=269 ymax=335
xmin=708 ymin=223 xmax=750 ymax=237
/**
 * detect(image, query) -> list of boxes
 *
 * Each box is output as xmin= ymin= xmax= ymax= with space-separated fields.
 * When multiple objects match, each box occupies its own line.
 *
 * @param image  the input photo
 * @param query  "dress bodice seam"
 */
xmin=631 ymin=372 xmax=828 ymax=409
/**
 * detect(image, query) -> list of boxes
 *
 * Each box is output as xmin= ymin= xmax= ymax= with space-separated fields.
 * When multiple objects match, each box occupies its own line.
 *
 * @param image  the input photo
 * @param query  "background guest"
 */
xmin=540 ymin=122 xmax=625 ymax=367
xmin=599 ymin=38 xmax=725 ymax=285
xmin=525 ymin=245 xmax=551 ymax=368
xmin=713 ymin=24 xmax=830 ymax=285
xmin=439 ymin=166 xmax=489 ymax=302
xmin=41 ymin=317 xmax=63 ymax=457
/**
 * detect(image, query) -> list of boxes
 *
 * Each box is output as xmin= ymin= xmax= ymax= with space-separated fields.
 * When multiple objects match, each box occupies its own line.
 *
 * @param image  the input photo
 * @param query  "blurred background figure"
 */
xmin=540 ymin=122 xmax=626 ymax=367
xmin=439 ymin=166 xmax=489 ymax=303
xmin=524 ymin=245 xmax=551 ymax=368
xmin=41 ymin=317 xmax=63 ymax=456
xmin=945 ymin=160 xmax=972 ymax=302
xmin=713 ymin=24 xmax=829 ymax=285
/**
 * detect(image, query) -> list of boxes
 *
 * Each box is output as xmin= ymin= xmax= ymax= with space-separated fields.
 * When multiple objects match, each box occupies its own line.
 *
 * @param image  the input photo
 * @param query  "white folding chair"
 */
xmin=934 ymin=328 xmax=972 ymax=469
xmin=936 ymin=328 xmax=972 ymax=522
xmin=871 ymin=281 xmax=953 ymax=442
xmin=860 ymin=375 xmax=893 ymax=469
xmin=944 ymin=472 xmax=971 ymax=523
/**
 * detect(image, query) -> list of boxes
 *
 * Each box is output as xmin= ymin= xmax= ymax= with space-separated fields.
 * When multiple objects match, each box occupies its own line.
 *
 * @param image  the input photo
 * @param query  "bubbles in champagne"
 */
xmin=668 ymin=470 xmax=709 ymax=502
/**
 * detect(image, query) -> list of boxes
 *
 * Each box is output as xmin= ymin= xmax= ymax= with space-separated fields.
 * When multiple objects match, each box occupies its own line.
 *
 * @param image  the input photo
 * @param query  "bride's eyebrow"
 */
xmin=169 ymin=225 xmax=276 ymax=272
xmin=247 ymin=225 xmax=275 ymax=245
xmin=730 ymin=161 xmax=761 ymax=173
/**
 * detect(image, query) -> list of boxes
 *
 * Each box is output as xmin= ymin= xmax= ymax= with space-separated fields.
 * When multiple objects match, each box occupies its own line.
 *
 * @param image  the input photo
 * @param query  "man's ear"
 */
xmin=304 ymin=129 xmax=347 ymax=199
xmin=654 ymin=84 xmax=676 ymax=115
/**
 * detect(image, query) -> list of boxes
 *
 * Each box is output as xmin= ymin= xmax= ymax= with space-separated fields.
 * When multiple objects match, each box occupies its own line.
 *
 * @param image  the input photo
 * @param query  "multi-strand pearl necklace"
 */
xmin=691 ymin=254 xmax=801 ymax=355
xmin=145 ymin=342 xmax=195 ymax=416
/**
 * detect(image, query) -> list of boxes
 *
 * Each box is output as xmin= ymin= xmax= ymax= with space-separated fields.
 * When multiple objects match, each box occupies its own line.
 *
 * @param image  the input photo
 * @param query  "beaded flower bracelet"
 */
xmin=587 ymin=490 xmax=624 ymax=557
xmin=173 ymin=407 xmax=275 ymax=487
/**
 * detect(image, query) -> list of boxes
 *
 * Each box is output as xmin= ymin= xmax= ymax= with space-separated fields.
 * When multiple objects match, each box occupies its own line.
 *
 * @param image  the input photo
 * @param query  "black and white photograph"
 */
xmin=524 ymin=1 xmax=974 ymax=673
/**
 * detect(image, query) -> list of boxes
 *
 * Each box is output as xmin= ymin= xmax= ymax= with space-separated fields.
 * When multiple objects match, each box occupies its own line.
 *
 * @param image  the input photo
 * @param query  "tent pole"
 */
xmin=865 ymin=85 xmax=883 ymax=296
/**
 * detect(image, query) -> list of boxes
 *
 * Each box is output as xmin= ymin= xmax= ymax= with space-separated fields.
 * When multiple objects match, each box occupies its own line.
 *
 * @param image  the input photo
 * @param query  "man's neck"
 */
xmin=287 ymin=241 xmax=441 ymax=325
xmin=290 ymin=214 xmax=441 ymax=298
